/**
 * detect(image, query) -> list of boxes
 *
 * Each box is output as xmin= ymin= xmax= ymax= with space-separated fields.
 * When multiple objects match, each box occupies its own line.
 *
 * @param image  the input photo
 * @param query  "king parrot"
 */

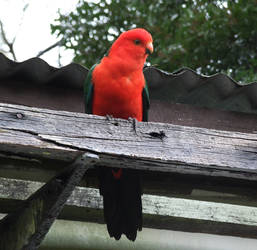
xmin=84 ymin=28 xmax=153 ymax=241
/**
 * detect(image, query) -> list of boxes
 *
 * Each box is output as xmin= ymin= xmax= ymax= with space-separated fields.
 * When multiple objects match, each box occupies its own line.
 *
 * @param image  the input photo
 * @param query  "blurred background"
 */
xmin=0 ymin=0 xmax=256 ymax=82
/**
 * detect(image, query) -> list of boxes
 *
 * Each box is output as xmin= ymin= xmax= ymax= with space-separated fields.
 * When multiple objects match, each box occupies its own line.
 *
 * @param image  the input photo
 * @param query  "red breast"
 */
xmin=92 ymin=61 xmax=144 ymax=121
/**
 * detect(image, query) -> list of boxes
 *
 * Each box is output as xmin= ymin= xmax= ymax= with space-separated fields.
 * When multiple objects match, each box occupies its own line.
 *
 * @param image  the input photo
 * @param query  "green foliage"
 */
xmin=174 ymin=0 xmax=257 ymax=83
xmin=51 ymin=0 xmax=257 ymax=82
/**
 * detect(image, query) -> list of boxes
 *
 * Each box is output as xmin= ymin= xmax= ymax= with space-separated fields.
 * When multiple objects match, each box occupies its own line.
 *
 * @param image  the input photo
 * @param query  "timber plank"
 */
xmin=0 ymin=102 xmax=257 ymax=180
xmin=1 ymin=177 xmax=257 ymax=239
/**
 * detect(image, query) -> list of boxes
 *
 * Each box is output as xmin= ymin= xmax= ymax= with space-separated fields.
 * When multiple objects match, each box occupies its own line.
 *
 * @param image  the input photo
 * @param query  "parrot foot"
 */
xmin=128 ymin=117 xmax=138 ymax=135
xmin=105 ymin=114 xmax=113 ymax=121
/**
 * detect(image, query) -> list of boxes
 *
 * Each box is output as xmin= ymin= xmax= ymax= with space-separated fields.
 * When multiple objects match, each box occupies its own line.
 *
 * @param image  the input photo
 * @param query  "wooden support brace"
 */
xmin=0 ymin=152 xmax=99 ymax=250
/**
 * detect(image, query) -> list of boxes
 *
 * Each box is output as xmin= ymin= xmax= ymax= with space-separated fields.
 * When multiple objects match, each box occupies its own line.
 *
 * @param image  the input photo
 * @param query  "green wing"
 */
xmin=142 ymin=78 xmax=150 ymax=122
xmin=84 ymin=64 xmax=97 ymax=114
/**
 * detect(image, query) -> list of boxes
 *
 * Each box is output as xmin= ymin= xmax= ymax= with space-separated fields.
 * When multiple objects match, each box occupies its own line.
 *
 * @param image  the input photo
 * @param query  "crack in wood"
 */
xmin=149 ymin=130 xmax=166 ymax=140
xmin=1 ymin=102 xmax=257 ymax=179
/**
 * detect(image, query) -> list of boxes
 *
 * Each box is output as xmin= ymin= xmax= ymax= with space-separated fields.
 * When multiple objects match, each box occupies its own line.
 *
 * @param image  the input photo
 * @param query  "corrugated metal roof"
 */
xmin=144 ymin=67 xmax=257 ymax=114
xmin=1 ymin=52 xmax=257 ymax=115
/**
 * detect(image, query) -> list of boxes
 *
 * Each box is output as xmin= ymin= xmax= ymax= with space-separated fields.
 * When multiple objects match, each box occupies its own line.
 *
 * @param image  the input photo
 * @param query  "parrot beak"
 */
xmin=146 ymin=41 xmax=154 ymax=55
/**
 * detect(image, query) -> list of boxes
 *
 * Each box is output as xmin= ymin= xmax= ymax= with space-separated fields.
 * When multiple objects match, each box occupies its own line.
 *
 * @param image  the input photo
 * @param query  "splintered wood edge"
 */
xmin=1 ymin=102 xmax=257 ymax=180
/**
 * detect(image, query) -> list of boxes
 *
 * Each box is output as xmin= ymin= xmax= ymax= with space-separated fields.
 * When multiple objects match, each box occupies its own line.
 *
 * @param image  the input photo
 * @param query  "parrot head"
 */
xmin=108 ymin=28 xmax=153 ymax=67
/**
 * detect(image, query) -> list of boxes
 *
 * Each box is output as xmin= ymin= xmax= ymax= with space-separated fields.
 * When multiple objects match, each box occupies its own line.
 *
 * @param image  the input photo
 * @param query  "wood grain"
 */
xmin=2 ymin=177 xmax=257 ymax=239
xmin=0 ymin=102 xmax=257 ymax=180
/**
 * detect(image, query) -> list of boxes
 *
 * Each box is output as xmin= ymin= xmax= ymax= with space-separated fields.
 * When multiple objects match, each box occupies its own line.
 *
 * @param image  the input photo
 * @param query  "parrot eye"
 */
xmin=134 ymin=39 xmax=141 ymax=45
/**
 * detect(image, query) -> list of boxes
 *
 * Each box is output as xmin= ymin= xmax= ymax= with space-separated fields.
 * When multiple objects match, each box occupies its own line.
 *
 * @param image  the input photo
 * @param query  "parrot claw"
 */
xmin=128 ymin=117 xmax=138 ymax=135
xmin=105 ymin=114 xmax=113 ymax=121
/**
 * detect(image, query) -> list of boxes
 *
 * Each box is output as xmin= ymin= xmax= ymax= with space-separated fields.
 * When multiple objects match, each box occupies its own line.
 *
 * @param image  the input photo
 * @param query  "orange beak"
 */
xmin=146 ymin=41 xmax=154 ymax=55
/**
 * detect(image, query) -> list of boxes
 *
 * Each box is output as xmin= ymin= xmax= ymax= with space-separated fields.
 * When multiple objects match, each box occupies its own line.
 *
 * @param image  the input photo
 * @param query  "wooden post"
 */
xmin=0 ymin=153 xmax=98 ymax=250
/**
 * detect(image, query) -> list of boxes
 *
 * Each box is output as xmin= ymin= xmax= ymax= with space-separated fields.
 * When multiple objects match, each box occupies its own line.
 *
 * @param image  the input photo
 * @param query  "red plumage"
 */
xmin=92 ymin=28 xmax=153 ymax=121
xmin=89 ymin=28 xmax=153 ymax=241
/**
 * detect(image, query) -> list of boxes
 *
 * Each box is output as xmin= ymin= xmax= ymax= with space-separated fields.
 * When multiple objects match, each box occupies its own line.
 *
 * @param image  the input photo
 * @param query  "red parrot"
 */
xmin=84 ymin=28 xmax=153 ymax=241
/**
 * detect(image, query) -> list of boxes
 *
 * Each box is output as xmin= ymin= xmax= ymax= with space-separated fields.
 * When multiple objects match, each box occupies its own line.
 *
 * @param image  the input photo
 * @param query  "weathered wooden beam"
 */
xmin=1 ymin=177 xmax=257 ymax=239
xmin=1 ymin=158 xmax=257 ymax=208
xmin=0 ymin=102 xmax=257 ymax=180
xmin=0 ymin=153 xmax=98 ymax=250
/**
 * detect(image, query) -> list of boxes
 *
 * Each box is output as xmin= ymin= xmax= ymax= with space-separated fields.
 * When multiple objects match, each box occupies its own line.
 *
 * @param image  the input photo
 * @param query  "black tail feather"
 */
xmin=98 ymin=167 xmax=142 ymax=241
